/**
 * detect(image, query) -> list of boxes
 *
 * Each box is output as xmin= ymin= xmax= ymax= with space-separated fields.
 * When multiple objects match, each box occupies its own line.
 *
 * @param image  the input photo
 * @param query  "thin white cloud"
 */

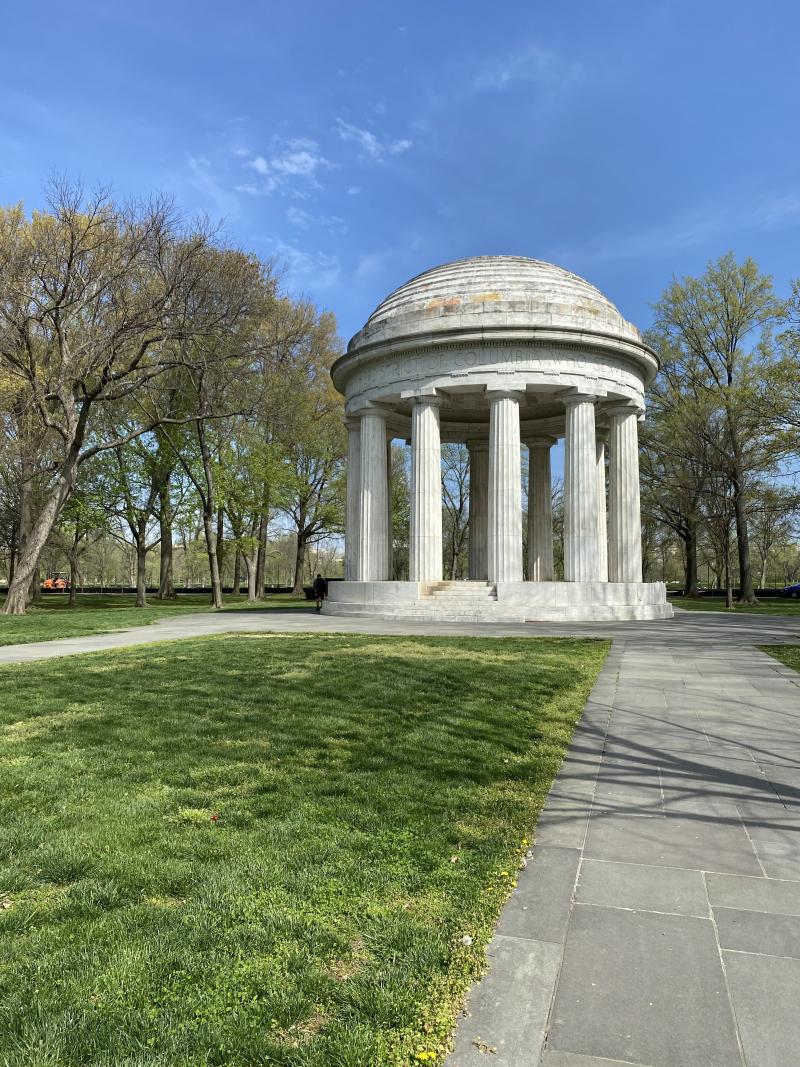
xmin=286 ymin=205 xmax=312 ymax=229
xmin=335 ymin=118 xmax=413 ymax=162
xmin=354 ymin=235 xmax=424 ymax=283
xmin=475 ymin=43 xmax=583 ymax=93
xmin=553 ymin=189 xmax=800 ymax=266
xmin=271 ymin=241 xmax=341 ymax=290
xmin=551 ymin=212 xmax=722 ymax=266
xmin=286 ymin=205 xmax=347 ymax=235
xmin=244 ymin=138 xmax=332 ymax=193
xmin=355 ymin=250 xmax=393 ymax=281
xmin=754 ymin=193 xmax=800 ymax=228
xmin=186 ymin=155 xmax=240 ymax=218
xmin=346 ymin=185 xmax=362 ymax=196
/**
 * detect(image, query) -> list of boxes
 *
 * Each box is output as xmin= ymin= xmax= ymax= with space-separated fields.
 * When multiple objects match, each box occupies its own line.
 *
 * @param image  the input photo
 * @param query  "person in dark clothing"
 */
xmin=313 ymin=573 xmax=328 ymax=612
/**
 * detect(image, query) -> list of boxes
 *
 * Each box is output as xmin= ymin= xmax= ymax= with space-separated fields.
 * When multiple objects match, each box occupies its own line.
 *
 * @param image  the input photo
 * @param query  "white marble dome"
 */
xmin=348 ymin=255 xmax=642 ymax=352
xmin=325 ymin=253 xmax=671 ymax=623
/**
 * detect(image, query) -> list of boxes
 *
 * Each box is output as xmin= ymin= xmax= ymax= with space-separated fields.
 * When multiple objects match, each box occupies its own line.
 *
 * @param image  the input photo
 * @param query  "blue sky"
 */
xmin=2 ymin=0 xmax=799 ymax=346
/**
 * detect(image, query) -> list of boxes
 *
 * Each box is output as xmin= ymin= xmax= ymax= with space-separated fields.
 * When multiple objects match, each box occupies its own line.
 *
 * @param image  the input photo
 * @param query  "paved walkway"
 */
xmin=448 ymin=614 xmax=800 ymax=1067
xmin=2 ymin=607 xmax=800 ymax=1065
xmin=0 ymin=604 xmax=798 ymax=662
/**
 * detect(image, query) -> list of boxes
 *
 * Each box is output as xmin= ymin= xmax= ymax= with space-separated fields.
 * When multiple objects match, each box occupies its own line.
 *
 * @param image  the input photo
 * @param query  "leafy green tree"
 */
xmin=50 ymin=467 xmax=110 ymax=605
xmin=0 ymin=184 xmax=263 ymax=614
xmin=650 ymin=253 xmax=787 ymax=602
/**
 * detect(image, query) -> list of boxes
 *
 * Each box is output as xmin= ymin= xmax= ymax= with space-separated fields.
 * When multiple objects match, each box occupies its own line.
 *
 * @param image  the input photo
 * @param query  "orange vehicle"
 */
xmin=42 ymin=576 xmax=70 ymax=591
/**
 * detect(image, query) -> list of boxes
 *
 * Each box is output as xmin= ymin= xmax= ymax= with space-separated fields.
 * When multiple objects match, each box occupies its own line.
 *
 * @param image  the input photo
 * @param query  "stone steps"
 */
xmin=422 ymin=581 xmax=498 ymax=603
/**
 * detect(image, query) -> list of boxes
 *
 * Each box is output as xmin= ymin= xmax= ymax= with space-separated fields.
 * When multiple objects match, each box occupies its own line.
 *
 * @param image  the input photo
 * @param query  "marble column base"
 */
xmin=323 ymin=580 xmax=673 ymax=623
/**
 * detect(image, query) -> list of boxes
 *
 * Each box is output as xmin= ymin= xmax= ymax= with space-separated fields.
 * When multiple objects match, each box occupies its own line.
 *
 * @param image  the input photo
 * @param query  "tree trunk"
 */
xmin=254 ymin=499 xmax=269 ymax=600
xmin=18 ymin=450 xmax=37 ymax=605
xmin=712 ymin=552 xmax=723 ymax=590
xmin=136 ymin=538 xmax=148 ymax=608
xmin=8 ymin=523 xmax=17 ymax=586
xmin=233 ymin=547 xmax=242 ymax=595
xmin=68 ymin=554 xmax=78 ymax=608
xmin=759 ymin=554 xmax=768 ymax=589
xmin=3 ymin=461 xmax=77 ymax=615
xmin=448 ymin=529 xmax=458 ymax=580
xmin=292 ymin=533 xmax=307 ymax=596
xmin=195 ymin=418 xmax=223 ymax=609
xmin=244 ymin=553 xmax=258 ymax=602
xmin=685 ymin=520 xmax=699 ymax=597
xmin=733 ymin=485 xmax=757 ymax=603
xmin=157 ymin=486 xmax=176 ymax=600
xmin=216 ymin=506 xmax=225 ymax=583
xmin=724 ymin=534 xmax=734 ymax=610
xmin=202 ymin=509 xmax=223 ymax=609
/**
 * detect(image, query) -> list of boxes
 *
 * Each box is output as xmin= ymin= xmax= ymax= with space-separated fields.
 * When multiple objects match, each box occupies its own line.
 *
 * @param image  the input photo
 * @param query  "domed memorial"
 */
xmin=324 ymin=256 xmax=672 ymax=621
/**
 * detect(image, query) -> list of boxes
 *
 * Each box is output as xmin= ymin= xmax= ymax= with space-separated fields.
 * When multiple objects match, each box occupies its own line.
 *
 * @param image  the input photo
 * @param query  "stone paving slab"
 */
xmin=545 ymin=905 xmax=743 ymax=1067
xmin=575 ymin=859 xmax=709 ymax=917
xmin=706 ymin=871 xmax=800 ymax=913
xmin=713 ymin=906 xmax=800 ymax=958
xmin=496 ymin=847 xmax=580 ymax=943
xmin=723 ymin=952 xmax=800 ymax=1067
xmin=582 ymin=812 xmax=763 ymax=876
xmin=447 ymin=936 xmax=562 ymax=1066
xmin=540 ymin=1052 xmax=652 ymax=1066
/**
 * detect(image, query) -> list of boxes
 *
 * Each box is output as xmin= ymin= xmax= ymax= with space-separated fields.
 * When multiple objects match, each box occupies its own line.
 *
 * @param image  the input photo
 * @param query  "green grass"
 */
xmin=672 ymin=596 xmax=800 ymax=616
xmin=0 ymin=592 xmax=311 ymax=646
xmin=759 ymin=645 xmax=800 ymax=672
xmin=0 ymin=633 xmax=607 ymax=1066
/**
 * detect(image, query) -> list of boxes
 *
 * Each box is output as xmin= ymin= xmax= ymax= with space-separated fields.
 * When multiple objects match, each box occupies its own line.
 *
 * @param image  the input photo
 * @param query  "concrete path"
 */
xmin=448 ymin=614 xmax=800 ymax=1067
xmin=2 ymin=606 xmax=800 ymax=1065
xmin=0 ymin=604 xmax=798 ymax=663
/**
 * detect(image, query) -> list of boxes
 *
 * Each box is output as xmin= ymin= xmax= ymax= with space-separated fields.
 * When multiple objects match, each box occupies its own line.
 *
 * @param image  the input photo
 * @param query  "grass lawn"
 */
xmin=0 ymin=632 xmax=607 ymax=1066
xmin=672 ymin=596 xmax=800 ymax=616
xmin=759 ymin=645 xmax=800 ymax=672
xmin=0 ymin=592 xmax=311 ymax=647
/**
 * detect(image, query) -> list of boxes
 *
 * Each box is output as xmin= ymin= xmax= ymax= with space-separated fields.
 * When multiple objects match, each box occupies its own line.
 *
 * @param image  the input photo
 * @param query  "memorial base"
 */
xmin=322 ymin=580 xmax=673 ymax=623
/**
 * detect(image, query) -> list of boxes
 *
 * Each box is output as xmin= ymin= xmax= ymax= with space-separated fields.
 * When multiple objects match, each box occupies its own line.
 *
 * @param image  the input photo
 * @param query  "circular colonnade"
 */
xmin=323 ymin=256 xmax=671 ymax=622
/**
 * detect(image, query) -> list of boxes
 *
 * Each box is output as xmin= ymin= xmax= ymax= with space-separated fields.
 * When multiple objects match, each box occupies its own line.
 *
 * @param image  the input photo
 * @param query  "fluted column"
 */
xmin=357 ymin=409 xmax=390 ymax=582
xmin=563 ymin=392 xmax=600 ymax=582
xmin=467 ymin=439 xmax=489 ymax=580
xmin=526 ymin=437 xmax=555 ymax=581
xmin=344 ymin=417 xmax=361 ymax=581
xmin=596 ymin=432 xmax=609 ymax=582
xmin=608 ymin=404 xmax=643 ymax=582
xmin=410 ymin=398 xmax=443 ymax=582
xmin=488 ymin=392 xmax=523 ymax=583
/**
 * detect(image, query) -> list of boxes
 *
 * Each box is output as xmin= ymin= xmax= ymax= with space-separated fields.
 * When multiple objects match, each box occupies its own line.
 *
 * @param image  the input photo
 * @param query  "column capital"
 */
xmin=343 ymin=415 xmax=362 ymax=431
xmin=557 ymin=388 xmax=601 ymax=405
xmin=524 ymin=435 xmax=557 ymax=450
xmin=348 ymin=400 xmax=394 ymax=418
xmin=605 ymin=399 xmax=644 ymax=417
xmin=401 ymin=388 xmax=443 ymax=407
xmin=486 ymin=388 xmax=526 ymax=403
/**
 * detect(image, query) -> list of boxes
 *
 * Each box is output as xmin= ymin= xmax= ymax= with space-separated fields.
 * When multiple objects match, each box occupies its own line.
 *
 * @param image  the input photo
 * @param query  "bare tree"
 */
xmin=441 ymin=444 xmax=469 ymax=579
